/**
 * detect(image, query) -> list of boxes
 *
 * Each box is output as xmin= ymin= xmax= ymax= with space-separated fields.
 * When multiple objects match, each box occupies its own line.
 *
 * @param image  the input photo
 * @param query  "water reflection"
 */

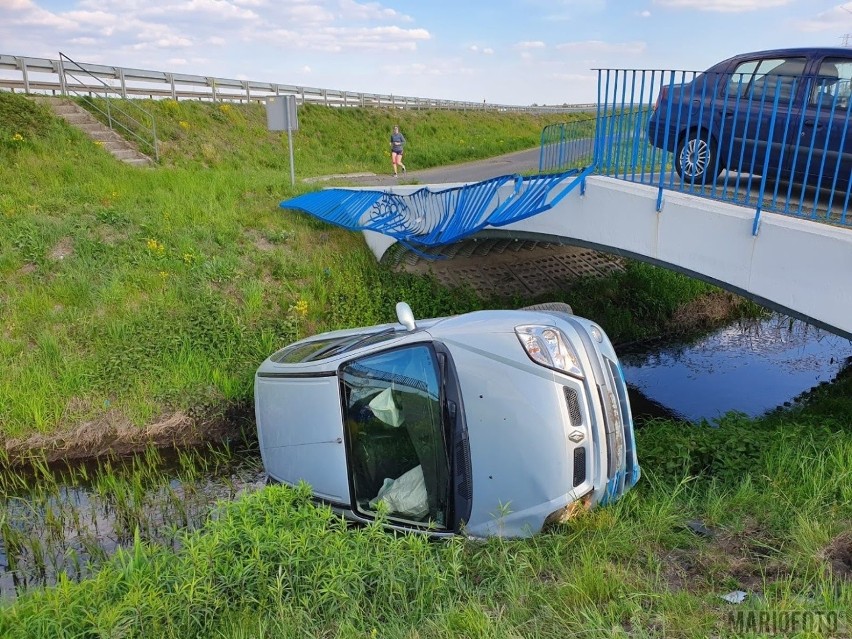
xmin=621 ymin=314 xmax=852 ymax=422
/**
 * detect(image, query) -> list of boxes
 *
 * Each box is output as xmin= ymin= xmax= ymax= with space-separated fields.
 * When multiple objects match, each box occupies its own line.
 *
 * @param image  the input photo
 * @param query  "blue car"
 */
xmin=647 ymin=47 xmax=852 ymax=190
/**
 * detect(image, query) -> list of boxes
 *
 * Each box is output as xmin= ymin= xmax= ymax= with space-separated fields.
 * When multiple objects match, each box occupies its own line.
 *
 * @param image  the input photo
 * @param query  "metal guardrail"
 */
xmin=58 ymin=52 xmax=158 ymax=161
xmin=541 ymin=69 xmax=852 ymax=231
xmin=0 ymin=53 xmax=597 ymax=114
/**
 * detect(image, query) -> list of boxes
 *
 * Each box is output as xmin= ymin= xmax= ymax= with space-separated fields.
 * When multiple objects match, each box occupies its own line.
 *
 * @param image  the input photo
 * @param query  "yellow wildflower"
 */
xmin=293 ymin=299 xmax=309 ymax=316
xmin=12 ymin=133 xmax=24 ymax=142
xmin=219 ymin=104 xmax=231 ymax=113
xmin=146 ymin=238 xmax=165 ymax=254
xmin=159 ymin=271 xmax=169 ymax=280
xmin=179 ymin=121 xmax=190 ymax=130
xmin=94 ymin=140 xmax=104 ymax=147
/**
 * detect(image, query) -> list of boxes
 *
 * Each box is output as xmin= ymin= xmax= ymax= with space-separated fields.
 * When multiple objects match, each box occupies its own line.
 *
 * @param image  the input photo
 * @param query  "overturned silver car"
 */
xmin=255 ymin=302 xmax=640 ymax=538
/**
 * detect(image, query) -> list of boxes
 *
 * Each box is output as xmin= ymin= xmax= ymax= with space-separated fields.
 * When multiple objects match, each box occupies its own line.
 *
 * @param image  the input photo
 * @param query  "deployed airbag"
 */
xmin=369 ymin=465 xmax=428 ymax=519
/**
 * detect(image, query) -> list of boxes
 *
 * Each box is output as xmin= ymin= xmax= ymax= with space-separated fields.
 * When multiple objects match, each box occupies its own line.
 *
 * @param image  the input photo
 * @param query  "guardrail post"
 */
xmin=208 ymin=78 xmax=217 ymax=103
xmin=166 ymin=73 xmax=176 ymax=100
xmin=323 ymin=89 xmax=328 ymax=106
xmin=243 ymin=80 xmax=250 ymax=103
xmin=118 ymin=67 xmax=127 ymax=98
xmin=16 ymin=57 xmax=30 ymax=94
xmin=56 ymin=58 xmax=67 ymax=96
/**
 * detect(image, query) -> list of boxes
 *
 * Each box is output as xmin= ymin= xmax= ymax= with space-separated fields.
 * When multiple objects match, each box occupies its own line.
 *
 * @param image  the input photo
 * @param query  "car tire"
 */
xmin=675 ymin=130 xmax=721 ymax=182
xmin=520 ymin=302 xmax=574 ymax=315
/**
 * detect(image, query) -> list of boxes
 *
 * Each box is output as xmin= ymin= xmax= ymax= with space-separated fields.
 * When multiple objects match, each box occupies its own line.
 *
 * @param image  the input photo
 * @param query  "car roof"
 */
xmin=719 ymin=47 xmax=852 ymax=64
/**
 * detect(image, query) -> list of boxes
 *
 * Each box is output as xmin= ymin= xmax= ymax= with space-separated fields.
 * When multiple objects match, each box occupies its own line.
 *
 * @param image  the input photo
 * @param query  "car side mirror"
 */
xmin=396 ymin=302 xmax=416 ymax=331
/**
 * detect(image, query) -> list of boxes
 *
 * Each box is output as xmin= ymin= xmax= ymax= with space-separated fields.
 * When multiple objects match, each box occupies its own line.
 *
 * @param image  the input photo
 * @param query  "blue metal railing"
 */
xmin=543 ymin=68 xmax=852 ymax=232
xmin=280 ymin=168 xmax=593 ymax=251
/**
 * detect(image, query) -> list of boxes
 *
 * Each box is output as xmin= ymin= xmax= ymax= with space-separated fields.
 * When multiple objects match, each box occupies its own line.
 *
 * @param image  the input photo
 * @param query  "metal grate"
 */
xmin=573 ymin=447 xmax=587 ymax=487
xmin=563 ymin=387 xmax=582 ymax=426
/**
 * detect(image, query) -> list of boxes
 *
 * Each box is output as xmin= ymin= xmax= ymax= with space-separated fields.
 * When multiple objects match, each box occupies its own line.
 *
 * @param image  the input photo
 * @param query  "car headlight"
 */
xmin=515 ymin=325 xmax=584 ymax=378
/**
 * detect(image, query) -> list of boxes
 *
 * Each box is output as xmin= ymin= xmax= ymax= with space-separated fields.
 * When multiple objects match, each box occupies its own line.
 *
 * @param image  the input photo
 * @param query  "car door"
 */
xmin=340 ymin=343 xmax=453 ymax=530
xmin=792 ymin=56 xmax=852 ymax=196
xmin=719 ymin=56 xmax=806 ymax=182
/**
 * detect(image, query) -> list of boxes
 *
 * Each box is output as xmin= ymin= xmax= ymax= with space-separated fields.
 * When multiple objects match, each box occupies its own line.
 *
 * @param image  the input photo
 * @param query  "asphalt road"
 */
xmin=328 ymin=146 xmax=542 ymax=187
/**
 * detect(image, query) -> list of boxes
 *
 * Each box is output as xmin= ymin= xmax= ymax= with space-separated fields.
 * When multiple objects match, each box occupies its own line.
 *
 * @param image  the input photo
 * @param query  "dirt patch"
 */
xmin=670 ymin=291 xmax=745 ymax=333
xmin=49 ymin=237 xmax=74 ymax=262
xmin=660 ymin=547 xmax=707 ymax=592
xmin=18 ymin=263 xmax=37 ymax=275
xmin=2 ymin=406 xmax=249 ymax=466
xmin=823 ymin=531 xmax=852 ymax=581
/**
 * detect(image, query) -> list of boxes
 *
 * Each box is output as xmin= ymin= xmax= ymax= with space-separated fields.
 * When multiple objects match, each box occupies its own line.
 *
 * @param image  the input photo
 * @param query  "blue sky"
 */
xmin=3 ymin=0 xmax=852 ymax=105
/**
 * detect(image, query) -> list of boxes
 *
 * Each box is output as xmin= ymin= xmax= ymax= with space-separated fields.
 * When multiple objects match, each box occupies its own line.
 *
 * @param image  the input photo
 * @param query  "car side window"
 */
xmin=728 ymin=57 xmax=805 ymax=103
xmin=340 ymin=344 xmax=450 ymax=528
xmin=809 ymin=58 xmax=852 ymax=108
xmin=727 ymin=60 xmax=760 ymax=97
xmin=754 ymin=58 xmax=806 ymax=102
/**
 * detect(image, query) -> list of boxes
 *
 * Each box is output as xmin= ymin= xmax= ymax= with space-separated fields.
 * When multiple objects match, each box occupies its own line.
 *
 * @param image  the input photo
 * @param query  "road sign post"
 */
xmin=265 ymin=95 xmax=299 ymax=186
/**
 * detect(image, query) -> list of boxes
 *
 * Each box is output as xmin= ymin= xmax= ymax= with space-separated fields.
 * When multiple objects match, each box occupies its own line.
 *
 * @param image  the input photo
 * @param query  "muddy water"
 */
xmin=1 ymin=314 xmax=850 ymax=600
xmin=622 ymin=314 xmax=852 ymax=423
xmin=0 ymin=445 xmax=264 ymax=600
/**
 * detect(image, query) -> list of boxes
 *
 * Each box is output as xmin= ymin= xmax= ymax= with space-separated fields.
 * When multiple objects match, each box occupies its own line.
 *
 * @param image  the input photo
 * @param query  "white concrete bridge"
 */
xmin=360 ymin=176 xmax=852 ymax=341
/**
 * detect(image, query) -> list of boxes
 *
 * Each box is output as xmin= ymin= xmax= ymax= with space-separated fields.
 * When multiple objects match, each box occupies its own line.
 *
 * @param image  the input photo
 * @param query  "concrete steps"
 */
xmin=31 ymin=97 xmax=154 ymax=167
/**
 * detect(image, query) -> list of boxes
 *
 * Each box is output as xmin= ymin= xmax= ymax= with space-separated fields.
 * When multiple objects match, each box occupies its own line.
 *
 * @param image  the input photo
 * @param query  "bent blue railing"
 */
xmin=281 ymin=168 xmax=593 ymax=250
xmin=581 ymin=67 xmax=852 ymax=233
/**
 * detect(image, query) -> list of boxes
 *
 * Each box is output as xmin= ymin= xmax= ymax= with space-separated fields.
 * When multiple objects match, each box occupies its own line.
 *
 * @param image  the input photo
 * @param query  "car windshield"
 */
xmin=340 ymin=344 xmax=450 ymax=528
xmin=270 ymin=328 xmax=399 ymax=363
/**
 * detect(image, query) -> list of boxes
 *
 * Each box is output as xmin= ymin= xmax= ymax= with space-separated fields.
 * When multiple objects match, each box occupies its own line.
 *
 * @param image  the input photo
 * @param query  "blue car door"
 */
xmin=720 ymin=56 xmax=806 ymax=184
xmin=792 ymin=56 xmax=852 ymax=198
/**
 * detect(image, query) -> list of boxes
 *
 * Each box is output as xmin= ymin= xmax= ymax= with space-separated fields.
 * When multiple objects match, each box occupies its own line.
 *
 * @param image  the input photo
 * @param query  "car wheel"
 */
xmin=675 ymin=130 xmax=720 ymax=182
xmin=520 ymin=302 xmax=574 ymax=315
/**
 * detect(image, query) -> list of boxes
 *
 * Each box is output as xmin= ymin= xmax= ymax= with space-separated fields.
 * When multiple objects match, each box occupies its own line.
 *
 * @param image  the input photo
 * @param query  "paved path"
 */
xmin=322 ymin=147 xmax=542 ymax=187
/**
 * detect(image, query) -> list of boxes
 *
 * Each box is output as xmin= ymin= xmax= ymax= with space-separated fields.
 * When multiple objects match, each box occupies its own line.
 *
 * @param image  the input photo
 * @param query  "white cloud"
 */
xmin=514 ymin=40 xmax=546 ymax=50
xmin=555 ymin=40 xmax=646 ymax=55
xmin=797 ymin=3 xmax=852 ymax=32
xmin=4 ymin=0 xmax=35 ymax=9
xmin=338 ymin=0 xmax=413 ymax=23
xmin=469 ymin=44 xmax=494 ymax=55
xmin=653 ymin=0 xmax=791 ymax=12
xmin=638 ymin=10 xmax=651 ymax=17
xmin=258 ymin=24 xmax=429 ymax=53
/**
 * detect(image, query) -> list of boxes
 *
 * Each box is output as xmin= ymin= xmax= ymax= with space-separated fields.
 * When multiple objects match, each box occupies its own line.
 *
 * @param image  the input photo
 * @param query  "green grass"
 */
xmin=1 ymin=91 xmax=850 ymax=637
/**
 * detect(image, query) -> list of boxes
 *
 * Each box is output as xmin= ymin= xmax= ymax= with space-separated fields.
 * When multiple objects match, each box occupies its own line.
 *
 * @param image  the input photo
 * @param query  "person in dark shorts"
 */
xmin=390 ymin=125 xmax=406 ymax=177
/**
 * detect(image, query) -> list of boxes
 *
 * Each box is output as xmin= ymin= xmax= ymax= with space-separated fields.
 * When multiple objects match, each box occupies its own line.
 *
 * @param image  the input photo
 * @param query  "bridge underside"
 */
xmin=383 ymin=238 xmax=625 ymax=298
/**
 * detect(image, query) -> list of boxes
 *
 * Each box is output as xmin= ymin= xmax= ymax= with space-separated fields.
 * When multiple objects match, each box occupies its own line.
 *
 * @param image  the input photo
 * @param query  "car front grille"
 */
xmin=563 ymin=387 xmax=582 ymax=426
xmin=573 ymin=447 xmax=586 ymax=487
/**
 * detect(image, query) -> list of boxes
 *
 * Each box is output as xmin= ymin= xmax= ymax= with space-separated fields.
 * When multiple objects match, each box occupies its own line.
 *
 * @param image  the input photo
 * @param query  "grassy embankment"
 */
xmin=0 ymin=92 xmax=850 ymax=637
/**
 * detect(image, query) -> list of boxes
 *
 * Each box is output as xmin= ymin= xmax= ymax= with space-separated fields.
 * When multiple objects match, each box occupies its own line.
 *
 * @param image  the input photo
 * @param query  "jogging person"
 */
xmin=390 ymin=125 xmax=406 ymax=177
